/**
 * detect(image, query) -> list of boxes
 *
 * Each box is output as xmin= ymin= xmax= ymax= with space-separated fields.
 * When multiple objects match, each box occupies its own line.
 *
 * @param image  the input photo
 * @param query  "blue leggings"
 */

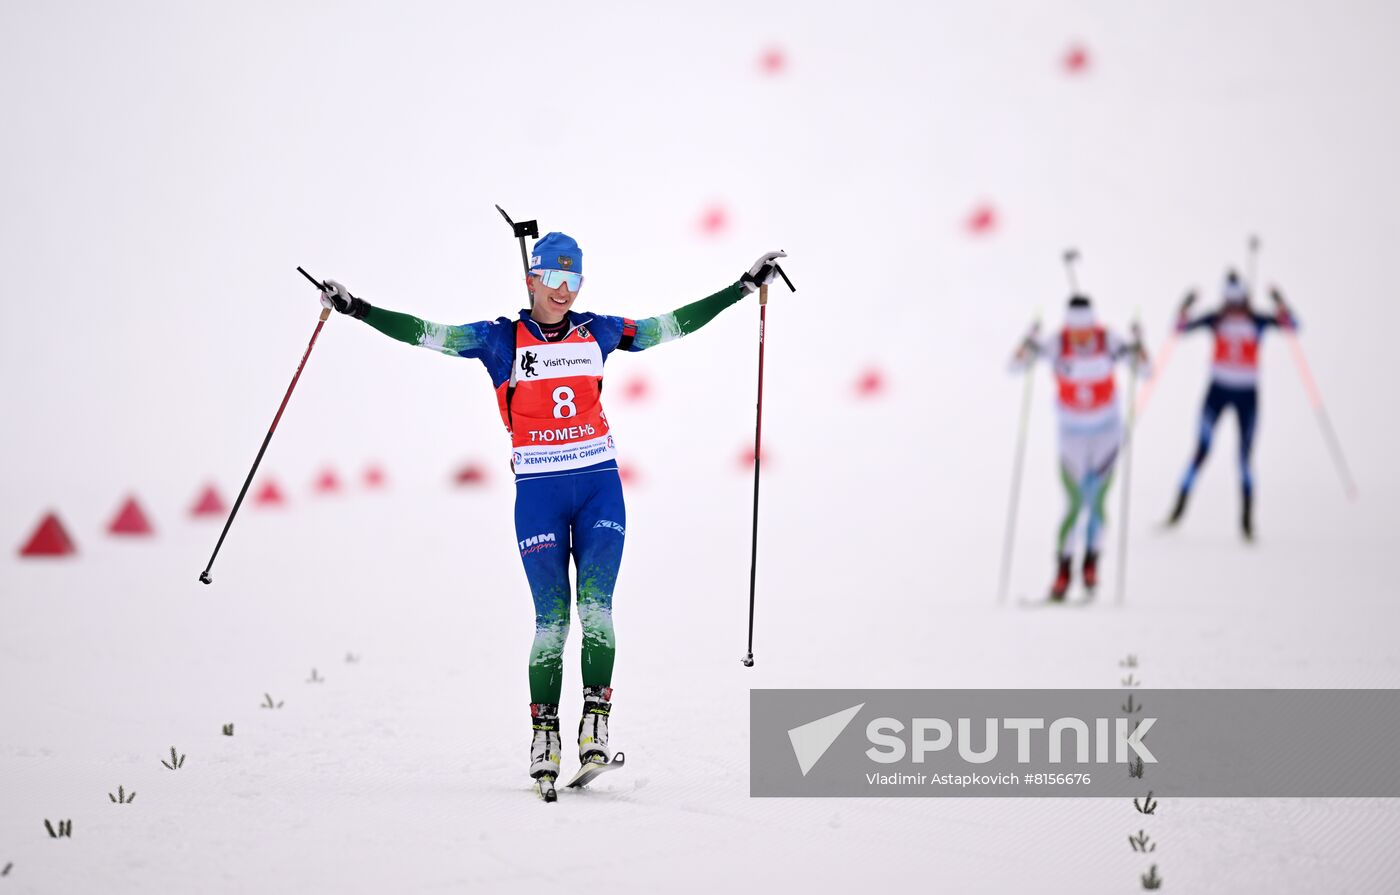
xmin=1180 ymin=383 xmax=1259 ymax=497
xmin=514 ymin=467 xmax=626 ymax=705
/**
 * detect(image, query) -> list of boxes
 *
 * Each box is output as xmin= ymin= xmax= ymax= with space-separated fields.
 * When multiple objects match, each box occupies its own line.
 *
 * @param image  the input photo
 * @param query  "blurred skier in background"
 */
xmin=1011 ymin=296 xmax=1149 ymax=601
xmin=316 ymin=233 xmax=787 ymax=798
xmin=1164 ymin=270 xmax=1297 ymax=540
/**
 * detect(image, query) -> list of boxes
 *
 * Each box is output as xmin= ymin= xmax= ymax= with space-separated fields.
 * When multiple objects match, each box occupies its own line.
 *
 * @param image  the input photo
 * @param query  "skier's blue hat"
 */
xmin=530 ymin=232 xmax=582 ymax=274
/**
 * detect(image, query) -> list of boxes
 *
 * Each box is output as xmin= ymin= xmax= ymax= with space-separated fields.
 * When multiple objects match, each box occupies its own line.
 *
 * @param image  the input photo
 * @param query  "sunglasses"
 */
xmin=532 ymin=269 xmax=584 ymax=292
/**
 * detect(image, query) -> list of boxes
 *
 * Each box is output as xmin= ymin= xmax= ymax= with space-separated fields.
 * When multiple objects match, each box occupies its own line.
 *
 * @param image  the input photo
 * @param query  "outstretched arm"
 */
xmin=623 ymin=282 xmax=748 ymax=352
xmin=320 ymin=279 xmax=493 ymax=359
xmin=360 ymin=306 xmax=493 ymax=358
xmin=1174 ymin=290 xmax=1215 ymax=333
xmin=614 ymin=250 xmax=787 ymax=352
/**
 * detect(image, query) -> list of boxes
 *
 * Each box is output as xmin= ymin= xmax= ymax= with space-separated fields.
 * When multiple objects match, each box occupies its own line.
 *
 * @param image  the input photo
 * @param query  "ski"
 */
xmin=565 ymin=751 xmax=626 ymax=789
xmin=535 ymin=773 xmax=558 ymax=803
xmin=1018 ymin=592 xmax=1095 ymax=608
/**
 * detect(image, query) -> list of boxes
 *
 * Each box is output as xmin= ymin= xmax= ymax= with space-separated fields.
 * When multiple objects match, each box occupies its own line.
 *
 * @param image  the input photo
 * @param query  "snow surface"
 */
xmin=4 ymin=0 xmax=1400 ymax=892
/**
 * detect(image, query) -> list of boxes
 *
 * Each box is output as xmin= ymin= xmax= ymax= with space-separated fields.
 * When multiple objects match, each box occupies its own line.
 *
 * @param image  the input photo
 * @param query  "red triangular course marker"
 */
xmin=364 ymin=465 xmax=387 ymax=489
xmin=190 ymin=484 xmax=227 ymax=517
xmin=108 ymin=496 xmax=154 ymax=536
xmin=454 ymin=462 xmax=487 ymax=486
xmin=19 ymin=512 xmax=77 ymax=557
xmin=314 ymin=467 xmax=341 ymax=494
xmin=255 ymin=479 xmax=286 ymax=506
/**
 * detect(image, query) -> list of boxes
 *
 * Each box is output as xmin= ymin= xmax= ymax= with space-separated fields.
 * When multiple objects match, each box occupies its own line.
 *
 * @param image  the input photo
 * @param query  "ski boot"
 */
xmin=529 ymin=703 xmax=561 ymax=802
xmin=578 ymin=685 xmax=612 ymax=766
xmin=1082 ymin=549 xmax=1099 ymax=594
xmin=1241 ymin=492 xmax=1254 ymax=542
xmin=1049 ymin=555 xmax=1072 ymax=602
xmin=565 ymin=686 xmax=624 ymax=788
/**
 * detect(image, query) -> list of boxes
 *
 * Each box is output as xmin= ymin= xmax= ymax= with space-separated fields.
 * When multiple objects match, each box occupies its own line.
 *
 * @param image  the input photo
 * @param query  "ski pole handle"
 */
xmin=297 ymin=266 xmax=325 ymax=291
xmin=759 ymin=283 xmax=769 ymax=306
xmin=775 ymin=264 xmax=796 ymax=293
xmin=297 ymin=267 xmax=332 ymax=321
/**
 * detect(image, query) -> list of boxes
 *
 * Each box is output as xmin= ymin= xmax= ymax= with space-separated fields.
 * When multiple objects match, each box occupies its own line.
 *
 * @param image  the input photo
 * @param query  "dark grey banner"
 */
xmin=750 ymin=690 xmax=1400 ymax=797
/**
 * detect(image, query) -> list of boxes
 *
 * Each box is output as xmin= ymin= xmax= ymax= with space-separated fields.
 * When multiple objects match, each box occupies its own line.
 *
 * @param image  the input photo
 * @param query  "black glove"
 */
xmin=1179 ymin=290 xmax=1197 ymax=314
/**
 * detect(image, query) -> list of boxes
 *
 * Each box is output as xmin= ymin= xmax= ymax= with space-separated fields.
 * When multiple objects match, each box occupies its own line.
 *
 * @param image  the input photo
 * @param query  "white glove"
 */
xmin=739 ymin=250 xmax=787 ymax=295
xmin=1014 ymin=324 xmax=1040 ymax=361
xmin=319 ymin=279 xmax=356 ymax=313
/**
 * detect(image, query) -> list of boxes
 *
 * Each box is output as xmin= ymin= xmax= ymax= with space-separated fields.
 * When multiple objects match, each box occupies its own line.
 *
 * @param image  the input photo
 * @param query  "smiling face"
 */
xmin=527 ymin=272 xmax=581 ymax=324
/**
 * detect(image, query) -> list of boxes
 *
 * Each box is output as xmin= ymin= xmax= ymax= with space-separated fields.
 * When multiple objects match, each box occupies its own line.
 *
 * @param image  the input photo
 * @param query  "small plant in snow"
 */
xmin=3 ymin=861 xmax=13 ymax=875
xmin=1133 ymin=791 xmax=1158 ymax=815
xmin=108 ymin=785 xmax=135 ymax=804
xmin=1128 ymin=756 xmax=1145 ymax=779
xmin=1119 ymin=654 xmax=1138 ymax=668
xmin=222 ymin=723 xmax=234 ymax=736
xmin=345 ymin=652 xmax=360 ymax=664
xmin=1141 ymin=864 xmax=1162 ymax=889
xmin=261 ymin=693 xmax=284 ymax=709
xmin=161 ymin=747 xmax=186 ymax=770
xmin=1121 ymin=673 xmax=1139 ymax=687
xmin=307 ymin=668 xmax=324 ymax=683
xmin=1129 ymin=830 xmax=1156 ymax=852
xmin=43 ymin=819 xmax=72 ymax=838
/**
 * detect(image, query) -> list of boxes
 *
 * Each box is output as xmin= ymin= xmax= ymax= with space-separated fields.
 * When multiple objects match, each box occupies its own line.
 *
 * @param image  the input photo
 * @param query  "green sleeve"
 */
xmin=361 ymin=305 xmax=490 ymax=358
xmin=629 ymin=282 xmax=747 ymax=351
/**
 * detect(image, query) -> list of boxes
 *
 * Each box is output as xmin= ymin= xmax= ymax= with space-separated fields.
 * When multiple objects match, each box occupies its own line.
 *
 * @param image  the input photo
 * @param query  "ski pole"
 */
xmin=1134 ymin=294 xmax=1193 ymax=420
xmin=996 ymin=246 xmax=1077 ymax=602
xmin=1246 ymin=233 xmax=1261 ymax=294
xmin=1284 ymin=332 xmax=1358 ymax=500
xmin=1132 ymin=331 xmax=1174 ymax=420
xmin=1115 ymin=315 xmax=1144 ymax=606
xmin=997 ymin=314 xmax=1040 ymax=606
xmin=198 ymin=267 xmax=332 ymax=585
xmin=742 ymin=263 xmax=796 ymax=668
xmin=1247 ymin=234 xmax=1357 ymax=500
xmin=1062 ymin=248 xmax=1081 ymax=293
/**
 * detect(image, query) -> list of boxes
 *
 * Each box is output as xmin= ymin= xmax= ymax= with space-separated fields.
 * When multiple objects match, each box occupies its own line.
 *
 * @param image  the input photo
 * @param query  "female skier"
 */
xmin=1011 ymin=295 xmax=1148 ymax=601
xmin=317 ymin=233 xmax=786 ymax=799
xmin=1165 ymin=270 xmax=1297 ymax=540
